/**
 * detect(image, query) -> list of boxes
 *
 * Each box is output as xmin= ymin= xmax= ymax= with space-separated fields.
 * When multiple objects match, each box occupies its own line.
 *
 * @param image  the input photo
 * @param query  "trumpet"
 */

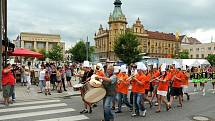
xmin=150 ymin=75 xmax=162 ymax=82
xmin=126 ymin=74 xmax=135 ymax=81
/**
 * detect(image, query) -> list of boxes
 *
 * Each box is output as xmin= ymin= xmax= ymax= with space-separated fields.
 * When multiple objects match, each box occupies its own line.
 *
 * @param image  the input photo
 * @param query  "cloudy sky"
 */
xmin=8 ymin=0 xmax=215 ymax=49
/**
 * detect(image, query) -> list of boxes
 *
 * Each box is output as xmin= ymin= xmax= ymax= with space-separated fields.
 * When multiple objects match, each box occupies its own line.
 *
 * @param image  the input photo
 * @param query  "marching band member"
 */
xmin=112 ymin=66 xmax=121 ymax=110
xmin=169 ymin=63 xmax=183 ymax=107
xmin=200 ymin=69 xmax=207 ymax=96
xmin=115 ymin=65 xmax=132 ymax=113
xmin=77 ymin=61 xmax=94 ymax=114
xmin=131 ymin=62 xmax=147 ymax=117
xmin=151 ymin=63 xmax=160 ymax=106
xmin=95 ymin=63 xmax=105 ymax=77
xmin=181 ymin=65 xmax=190 ymax=101
xmin=129 ymin=64 xmax=137 ymax=107
xmin=97 ymin=65 xmax=118 ymax=121
xmin=156 ymin=63 xmax=171 ymax=113
xmin=191 ymin=67 xmax=200 ymax=92
xmin=144 ymin=67 xmax=153 ymax=108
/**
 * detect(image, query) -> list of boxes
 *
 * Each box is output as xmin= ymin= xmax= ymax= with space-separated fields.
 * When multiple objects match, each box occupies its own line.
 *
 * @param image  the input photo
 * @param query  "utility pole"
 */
xmin=0 ymin=0 xmax=3 ymax=90
xmin=3 ymin=0 xmax=7 ymax=66
xmin=86 ymin=36 xmax=89 ymax=61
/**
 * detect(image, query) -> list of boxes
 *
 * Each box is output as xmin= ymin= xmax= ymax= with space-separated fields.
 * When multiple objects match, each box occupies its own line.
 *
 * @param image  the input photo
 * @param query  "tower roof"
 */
xmin=112 ymin=0 xmax=125 ymax=20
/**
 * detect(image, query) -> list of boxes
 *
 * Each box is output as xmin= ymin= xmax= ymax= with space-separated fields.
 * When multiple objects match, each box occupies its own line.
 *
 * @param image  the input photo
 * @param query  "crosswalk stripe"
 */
xmin=0 ymin=108 xmax=75 ymax=120
xmin=9 ymin=100 xmax=61 ymax=106
xmin=0 ymin=103 xmax=67 ymax=113
xmin=36 ymin=115 xmax=89 ymax=121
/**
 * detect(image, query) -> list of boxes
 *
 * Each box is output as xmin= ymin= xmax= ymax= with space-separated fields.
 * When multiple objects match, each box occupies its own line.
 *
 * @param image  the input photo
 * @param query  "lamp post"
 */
xmin=0 ymin=0 xmax=3 ymax=90
xmin=86 ymin=36 xmax=90 ymax=61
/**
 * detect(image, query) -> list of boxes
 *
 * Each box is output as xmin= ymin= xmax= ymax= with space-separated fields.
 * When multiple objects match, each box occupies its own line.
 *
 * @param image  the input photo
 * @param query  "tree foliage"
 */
xmin=207 ymin=54 xmax=215 ymax=66
xmin=48 ymin=44 xmax=63 ymax=61
xmin=38 ymin=49 xmax=48 ymax=61
xmin=113 ymin=32 xmax=142 ymax=65
xmin=69 ymin=40 xmax=94 ymax=63
xmin=179 ymin=50 xmax=189 ymax=59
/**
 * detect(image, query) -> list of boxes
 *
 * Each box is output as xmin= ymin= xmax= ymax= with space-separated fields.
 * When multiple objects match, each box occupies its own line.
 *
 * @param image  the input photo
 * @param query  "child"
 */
xmin=25 ymin=68 xmax=31 ymax=92
xmin=45 ymin=71 xmax=51 ymax=95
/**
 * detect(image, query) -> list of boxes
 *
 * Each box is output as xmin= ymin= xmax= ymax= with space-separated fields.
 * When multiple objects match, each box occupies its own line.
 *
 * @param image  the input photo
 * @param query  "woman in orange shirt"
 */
xmin=156 ymin=69 xmax=171 ymax=113
xmin=115 ymin=65 xmax=132 ymax=113
xmin=181 ymin=66 xmax=190 ymax=101
xmin=131 ymin=62 xmax=147 ymax=117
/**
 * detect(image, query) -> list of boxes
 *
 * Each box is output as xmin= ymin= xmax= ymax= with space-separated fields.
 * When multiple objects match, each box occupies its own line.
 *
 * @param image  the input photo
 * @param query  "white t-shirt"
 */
xmin=39 ymin=69 xmax=46 ymax=80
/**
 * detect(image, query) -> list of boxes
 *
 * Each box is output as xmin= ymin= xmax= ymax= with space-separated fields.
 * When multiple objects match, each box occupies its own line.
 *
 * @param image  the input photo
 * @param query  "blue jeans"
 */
xmin=39 ymin=80 xmax=46 ymax=92
xmin=116 ymin=92 xmax=132 ymax=111
xmin=103 ymin=96 xmax=115 ymax=121
xmin=12 ymin=86 xmax=15 ymax=100
xmin=134 ymin=93 xmax=145 ymax=114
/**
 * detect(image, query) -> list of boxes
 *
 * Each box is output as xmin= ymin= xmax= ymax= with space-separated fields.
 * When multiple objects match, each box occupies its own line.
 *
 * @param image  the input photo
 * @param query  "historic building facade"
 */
xmin=14 ymin=32 xmax=65 ymax=52
xmin=94 ymin=0 xmax=181 ymax=61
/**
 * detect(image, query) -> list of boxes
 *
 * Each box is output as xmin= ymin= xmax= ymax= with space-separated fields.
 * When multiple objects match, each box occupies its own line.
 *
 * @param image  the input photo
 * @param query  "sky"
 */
xmin=8 ymin=0 xmax=215 ymax=49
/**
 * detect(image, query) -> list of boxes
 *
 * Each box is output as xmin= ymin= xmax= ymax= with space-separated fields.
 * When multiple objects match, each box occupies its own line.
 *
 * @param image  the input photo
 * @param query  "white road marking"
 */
xmin=0 ymin=108 xmax=75 ymax=120
xmin=36 ymin=115 xmax=89 ymax=121
xmin=9 ymin=100 xmax=61 ymax=106
xmin=0 ymin=103 xmax=67 ymax=113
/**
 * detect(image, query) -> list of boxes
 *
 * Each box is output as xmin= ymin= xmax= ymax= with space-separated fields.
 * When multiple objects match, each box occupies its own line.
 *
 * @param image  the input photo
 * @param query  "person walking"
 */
xmin=38 ymin=65 xmax=46 ymax=93
xmin=2 ymin=63 xmax=16 ymax=106
xmin=45 ymin=71 xmax=51 ymax=95
xmin=65 ymin=65 xmax=72 ymax=87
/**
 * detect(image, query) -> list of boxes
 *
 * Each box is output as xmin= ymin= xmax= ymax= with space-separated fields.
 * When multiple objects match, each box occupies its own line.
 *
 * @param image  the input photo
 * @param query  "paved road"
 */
xmin=0 ymin=83 xmax=215 ymax=121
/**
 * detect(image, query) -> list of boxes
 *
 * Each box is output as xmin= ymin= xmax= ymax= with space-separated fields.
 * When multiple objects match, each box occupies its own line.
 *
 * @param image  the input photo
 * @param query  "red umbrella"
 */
xmin=10 ymin=48 xmax=43 ymax=58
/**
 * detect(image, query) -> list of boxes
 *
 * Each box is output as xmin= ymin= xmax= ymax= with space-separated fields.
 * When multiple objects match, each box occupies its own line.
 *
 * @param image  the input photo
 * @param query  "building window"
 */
xmin=196 ymin=48 xmax=199 ymax=51
xmin=208 ymin=47 xmax=211 ymax=50
xmin=214 ymin=47 xmax=215 ymax=50
xmin=201 ymin=54 xmax=204 ymax=58
xmin=190 ymin=48 xmax=193 ymax=52
xmin=190 ymin=55 xmax=193 ymax=58
xmin=24 ymin=42 xmax=33 ymax=49
xmin=196 ymin=54 xmax=199 ymax=58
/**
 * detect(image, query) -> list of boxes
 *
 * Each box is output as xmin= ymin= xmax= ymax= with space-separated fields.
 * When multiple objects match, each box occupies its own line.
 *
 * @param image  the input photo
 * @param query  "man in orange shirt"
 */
xmin=131 ymin=62 xmax=147 ymax=117
xmin=115 ymin=65 xmax=132 ymax=113
xmin=151 ymin=64 xmax=160 ymax=106
xmin=169 ymin=63 xmax=183 ymax=107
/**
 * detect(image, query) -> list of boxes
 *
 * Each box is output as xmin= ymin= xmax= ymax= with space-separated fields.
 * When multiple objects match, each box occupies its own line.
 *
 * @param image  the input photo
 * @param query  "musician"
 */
xmin=115 ymin=65 xmax=132 ymax=113
xmin=78 ymin=61 xmax=94 ymax=114
xmin=95 ymin=63 xmax=105 ymax=77
xmin=156 ymin=63 xmax=171 ymax=113
xmin=97 ymin=65 xmax=118 ymax=121
xmin=144 ymin=67 xmax=152 ymax=108
xmin=200 ymin=69 xmax=208 ymax=96
xmin=169 ymin=64 xmax=183 ymax=107
xmin=131 ymin=62 xmax=147 ymax=117
xmin=181 ymin=65 xmax=190 ymax=101
xmin=151 ymin=63 xmax=160 ymax=106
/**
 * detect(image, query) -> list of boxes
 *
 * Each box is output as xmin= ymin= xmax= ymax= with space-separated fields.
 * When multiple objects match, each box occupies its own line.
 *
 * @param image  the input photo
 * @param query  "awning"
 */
xmin=10 ymin=48 xmax=43 ymax=58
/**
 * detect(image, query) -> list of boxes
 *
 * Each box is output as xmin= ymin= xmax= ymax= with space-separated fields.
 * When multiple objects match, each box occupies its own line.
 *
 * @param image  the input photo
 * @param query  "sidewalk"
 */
xmin=0 ymin=79 xmax=81 ymax=102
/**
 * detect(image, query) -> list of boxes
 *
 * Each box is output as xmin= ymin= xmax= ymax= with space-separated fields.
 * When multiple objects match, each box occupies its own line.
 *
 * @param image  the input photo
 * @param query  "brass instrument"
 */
xmin=150 ymin=75 xmax=162 ymax=83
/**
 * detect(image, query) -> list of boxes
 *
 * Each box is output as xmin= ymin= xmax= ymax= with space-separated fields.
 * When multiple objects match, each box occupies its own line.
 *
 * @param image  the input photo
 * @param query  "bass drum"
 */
xmin=82 ymin=82 xmax=106 ymax=103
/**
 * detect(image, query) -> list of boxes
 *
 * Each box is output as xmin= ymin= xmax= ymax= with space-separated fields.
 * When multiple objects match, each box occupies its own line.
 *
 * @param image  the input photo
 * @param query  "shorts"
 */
xmin=45 ymin=81 xmax=51 ymax=89
xmin=149 ymin=82 xmax=154 ymax=92
xmin=3 ymin=85 xmax=14 ymax=98
xmin=182 ymin=86 xmax=189 ymax=93
xmin=50 ymin=76 xmax=57 ymax=84
xmin=170 ymin=87 xmax=183 ymax=96
xmin=157 ymin=90 xmax=167 ymax=97
xmin=66 ymin=77 xmax=71 ymax=81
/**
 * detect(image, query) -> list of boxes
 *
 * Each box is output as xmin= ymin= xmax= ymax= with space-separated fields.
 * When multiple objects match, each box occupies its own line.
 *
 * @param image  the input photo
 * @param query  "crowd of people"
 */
xmin=1 ymin=60 xmax=215 ymax=121
xmin=74 ymin=61 xmax=215 ymax=121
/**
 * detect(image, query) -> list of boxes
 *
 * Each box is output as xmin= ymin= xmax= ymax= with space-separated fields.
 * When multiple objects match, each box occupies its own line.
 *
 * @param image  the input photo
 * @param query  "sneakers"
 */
xmin=115 ymin=110 xmax=122 ymax=113
xmin=80 ymin=109 xmax=88 ymax=114
xmin=142 ymin=110 xmax=146 ymax=117
xmin=154 ymin=102 xmax=158 ymax=106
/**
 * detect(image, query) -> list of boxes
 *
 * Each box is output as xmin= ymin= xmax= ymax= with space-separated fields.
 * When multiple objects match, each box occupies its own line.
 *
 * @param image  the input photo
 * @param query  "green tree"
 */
xmin=38 ymin=49 xmax=48 ymax=61
xmin=179 ymin=50 xmax=189 ymax=59
xmin=113 ymin=32 xmax=142 ymax=65
xmin=207 ymin=54 xmax=215 ymax=66
xmin=69 ymin=40 xmax=94 ymax=63
xmin=48 ymin=44 xmax=63 ymax=61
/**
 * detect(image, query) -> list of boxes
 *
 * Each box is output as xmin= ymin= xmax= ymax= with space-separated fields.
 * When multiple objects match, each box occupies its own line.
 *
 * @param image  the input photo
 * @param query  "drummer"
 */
xmin=95 ymin=63 xmax=105 ymax=77
xmin=76 ymin=61 xmax=94 ymax=114
xmin=97 ymin=65 xmax=118 ymax=121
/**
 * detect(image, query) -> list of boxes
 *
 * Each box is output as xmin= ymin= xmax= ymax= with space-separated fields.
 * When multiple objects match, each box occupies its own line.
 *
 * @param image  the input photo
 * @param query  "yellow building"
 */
xmin=94 ymin=0 xmax=181 ymax=61
xmin=14 ymin=32 xmax=65 ymax=52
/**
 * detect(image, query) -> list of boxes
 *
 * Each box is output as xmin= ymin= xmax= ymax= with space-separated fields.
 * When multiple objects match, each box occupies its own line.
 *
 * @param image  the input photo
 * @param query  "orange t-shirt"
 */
xmin=181 ymin=72 xmax=189 ymax=86
xmin=132 ymin=73 xmax=146 ymax=94
xmin=145 ymin=73 xmax=151 ymax=90
xmin=96 ymin=70 xmax=105 ymax=77
xmin=172 ymin=71 xmax=183 ymax=88
xmin=116 ymin=73 xmax=130 ymax=94
xmin=152 ymin=70 xmax=160 ymax=86
xmin=157 ymin=73 xmax=171 ymax=91
xmin=170 ymin=69 xmax=177 ymax=80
